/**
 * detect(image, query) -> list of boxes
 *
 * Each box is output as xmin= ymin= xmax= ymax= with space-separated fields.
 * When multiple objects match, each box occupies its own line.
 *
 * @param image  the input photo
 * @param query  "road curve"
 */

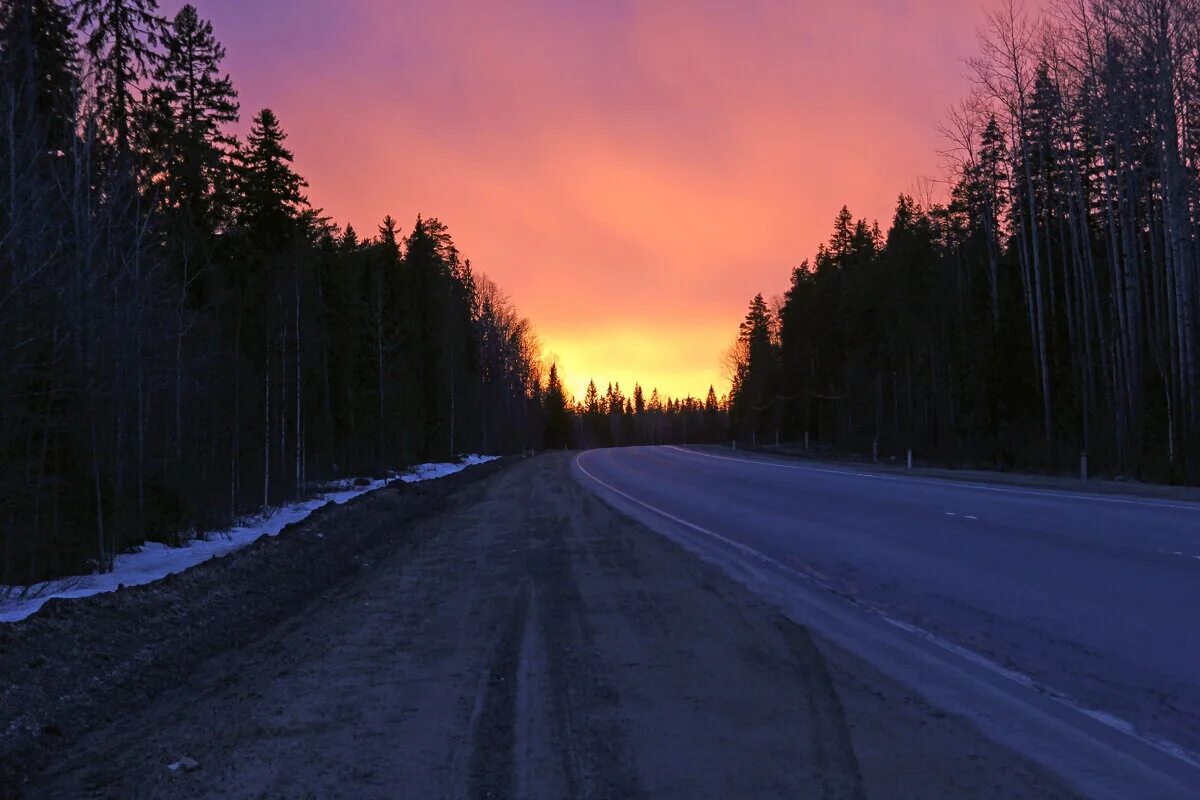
xmin=573 ymin=445 xmax=1200 ymax=799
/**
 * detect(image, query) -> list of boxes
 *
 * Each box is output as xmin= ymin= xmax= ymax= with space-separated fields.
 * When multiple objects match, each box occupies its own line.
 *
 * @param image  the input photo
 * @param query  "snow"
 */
xmin=0 ymin=455 xmax=499 ymax=624
xmin=400 ymin=453 xmax=497 ymax=482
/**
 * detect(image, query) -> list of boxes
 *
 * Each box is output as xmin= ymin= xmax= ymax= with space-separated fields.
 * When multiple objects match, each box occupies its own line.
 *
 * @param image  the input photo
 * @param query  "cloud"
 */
xmin=161 ymin=0 xmax=988 ymax=397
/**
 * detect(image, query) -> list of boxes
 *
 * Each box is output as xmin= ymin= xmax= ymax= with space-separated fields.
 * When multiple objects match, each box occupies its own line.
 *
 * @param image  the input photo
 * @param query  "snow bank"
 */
xmin=400 ymin=453 xmax=497 ymax=482
xmin=0 ymin=455 xmax=499 ymax=623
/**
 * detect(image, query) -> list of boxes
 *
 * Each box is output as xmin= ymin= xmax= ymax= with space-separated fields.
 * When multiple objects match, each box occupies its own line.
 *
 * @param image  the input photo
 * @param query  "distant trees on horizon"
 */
xmin=556 ymin=378 xmax=727 ymax=450
xmin=0 ymin=0 xmax=544 ymax=584
xmin=729 ymin=0 xmax=1200 ymax=484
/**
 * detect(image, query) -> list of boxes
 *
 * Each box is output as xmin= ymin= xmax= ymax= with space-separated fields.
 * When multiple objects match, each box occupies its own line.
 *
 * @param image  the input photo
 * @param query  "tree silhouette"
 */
xmin=543 ymin=363 xmax=571 ymax=449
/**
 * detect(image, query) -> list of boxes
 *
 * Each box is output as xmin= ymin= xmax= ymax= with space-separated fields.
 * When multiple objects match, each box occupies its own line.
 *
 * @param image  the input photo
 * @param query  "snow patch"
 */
xmin=399 ymin=453 xmax=497 ymax=483
xmin=0 ymin=455 xmax=499 ymax=623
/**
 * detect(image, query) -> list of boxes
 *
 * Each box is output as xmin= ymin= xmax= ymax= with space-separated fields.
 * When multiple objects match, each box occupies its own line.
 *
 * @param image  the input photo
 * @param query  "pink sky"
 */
xmin=163 ymin=0 xmax=993 ymax=400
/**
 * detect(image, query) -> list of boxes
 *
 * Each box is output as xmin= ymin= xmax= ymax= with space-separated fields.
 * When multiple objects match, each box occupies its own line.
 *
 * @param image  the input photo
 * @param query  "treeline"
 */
xmin=0 ymin=1 xmax=543 ymax=584
xmin=730 ymin=0 xmax=1200 ymax=483
xmin=549 ymin=375 xmax=727 ymax=449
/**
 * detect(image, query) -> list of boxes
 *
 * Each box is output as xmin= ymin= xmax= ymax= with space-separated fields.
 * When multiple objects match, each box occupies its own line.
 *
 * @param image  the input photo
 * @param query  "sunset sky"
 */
xmin=162 ymin=0 xmax=992 ymax=401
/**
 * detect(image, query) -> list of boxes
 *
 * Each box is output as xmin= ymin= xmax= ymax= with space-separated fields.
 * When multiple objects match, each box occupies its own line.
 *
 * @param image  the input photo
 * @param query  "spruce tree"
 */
xmin=403 ymin=215 xmax=459 ymax=457
xmin=705 ymin=385 xmax=720 ymax=441
xmin=146 ymin=4 xmax=238 ymax=229
xmin=730 ymin=294 xmax=776 ymax=440
xmin=543 ymin=363 xmax=570 ymax=449
xmin=584 ymin=379 xmax=604 ymax=446
xmin=236 ymin=108 xmax=308 ymax=243
xmin=584 ymin=380 xmax=599 ymax=414
xmin=73 ymin=0 xmax=163 ymax=154
xmin=0 ymin=0 xmax=79 ymax=150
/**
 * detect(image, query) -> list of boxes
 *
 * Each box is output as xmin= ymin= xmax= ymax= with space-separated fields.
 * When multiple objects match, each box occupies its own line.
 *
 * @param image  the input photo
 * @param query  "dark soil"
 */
xmin=0 ymin=458 xmax=508 ymax=797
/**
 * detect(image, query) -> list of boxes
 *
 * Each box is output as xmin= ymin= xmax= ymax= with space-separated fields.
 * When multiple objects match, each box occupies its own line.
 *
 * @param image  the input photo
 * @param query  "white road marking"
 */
xmin=574 ymin=448 xmax=1200 ymax=774
xmin=1158 ymin=548 xmax=1200 ymax=561
xmin=664 ymin=446 xmax=1200 ymax=512
xmin=945 ymin=512 xmax=957 ymax=516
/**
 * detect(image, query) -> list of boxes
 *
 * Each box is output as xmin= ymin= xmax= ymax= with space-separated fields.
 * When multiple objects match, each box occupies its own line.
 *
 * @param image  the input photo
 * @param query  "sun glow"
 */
xmin=161 ymin=0 xmax=985 ymax=396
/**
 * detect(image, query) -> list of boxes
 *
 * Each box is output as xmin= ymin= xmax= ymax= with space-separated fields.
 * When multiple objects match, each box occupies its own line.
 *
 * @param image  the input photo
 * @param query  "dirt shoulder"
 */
xmin=7 ymin=453 xmax=1075 ymax=799
xmin=0 ymin=460 xmax=508 ymax=795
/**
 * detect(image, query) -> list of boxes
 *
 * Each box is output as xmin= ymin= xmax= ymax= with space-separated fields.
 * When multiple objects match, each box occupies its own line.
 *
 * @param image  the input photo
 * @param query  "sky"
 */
xmin=161 ymin=0 xmax=992 ymax=401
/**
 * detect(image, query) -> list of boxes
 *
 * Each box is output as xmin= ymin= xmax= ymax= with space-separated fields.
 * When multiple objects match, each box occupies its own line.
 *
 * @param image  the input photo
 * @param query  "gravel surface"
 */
xmin=4 ymin=453 xmax=1074 ymax=798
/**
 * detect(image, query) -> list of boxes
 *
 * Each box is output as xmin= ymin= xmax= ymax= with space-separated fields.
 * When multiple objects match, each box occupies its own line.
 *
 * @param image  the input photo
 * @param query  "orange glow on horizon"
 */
xmin=544 ymin=321 xmax=734 ymax=405
xmin=162 ymin=0 xmax=994 ymax=400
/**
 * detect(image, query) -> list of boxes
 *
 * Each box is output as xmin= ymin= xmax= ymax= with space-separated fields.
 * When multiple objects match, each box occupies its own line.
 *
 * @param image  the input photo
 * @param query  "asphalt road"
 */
xmin=574 ymin=445 xmax=1200 ymax=799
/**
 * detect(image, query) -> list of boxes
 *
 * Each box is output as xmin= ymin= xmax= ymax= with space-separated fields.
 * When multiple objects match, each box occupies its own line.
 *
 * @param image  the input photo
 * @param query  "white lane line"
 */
xmin=574 ymin=449 xmax=1200 ymax=773
xmin=664 ymin=446 xmax=1200 ymax=512
xmin=965 ymin=515 xmax=979 ymax=520
xmin=945 ymin=512 xmax=957 ymax=516
xmin=1156 ymin=548 xmax=1200 ymax=562
xmin=575 ymin=450 xmax=777 ymax=572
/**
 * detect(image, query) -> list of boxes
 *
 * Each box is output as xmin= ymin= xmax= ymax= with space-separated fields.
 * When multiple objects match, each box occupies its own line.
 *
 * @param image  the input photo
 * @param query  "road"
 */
xmin=574 ymin=445 xmax=1200 ymax=799
xmin=16 ymin=453 xmax=1076 ymax=800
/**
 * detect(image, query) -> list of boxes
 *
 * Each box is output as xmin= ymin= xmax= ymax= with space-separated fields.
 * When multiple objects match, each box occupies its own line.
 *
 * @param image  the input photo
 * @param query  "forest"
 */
xmin=12 ymin=0 xmax=1199 ymax=587
xmin=729 ymin=0 xmax=1200 ymax=484
xmin=562 ymin=377 xmax=727 ymax=450
xmin=0 ymin=0 xmax=547 ymax=584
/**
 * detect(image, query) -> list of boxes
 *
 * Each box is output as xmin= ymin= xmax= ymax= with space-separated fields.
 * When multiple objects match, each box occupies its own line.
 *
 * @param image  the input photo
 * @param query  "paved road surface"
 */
xmin=574 ymin=445 xmax=1200 ymax=798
